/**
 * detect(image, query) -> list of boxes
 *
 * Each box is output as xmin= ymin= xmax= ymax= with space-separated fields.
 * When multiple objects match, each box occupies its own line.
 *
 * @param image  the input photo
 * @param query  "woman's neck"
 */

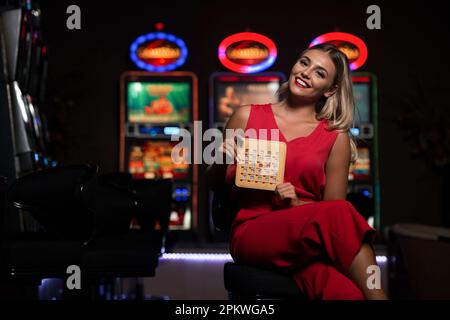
xmin=277 ymin=95 xmax=317 ymax=122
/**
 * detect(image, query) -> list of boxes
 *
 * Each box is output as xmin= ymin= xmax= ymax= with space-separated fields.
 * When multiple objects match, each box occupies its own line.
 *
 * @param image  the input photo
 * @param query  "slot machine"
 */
xmin=1 ymin=3 xmax=35 ymax=176
xmin=26 ymin=3 xmax=51 ymax=167
xmin=120 ymin=26 xmax=198 ymax=238
xmin=310 ymin=32 xmax=381 ymax=229
xmin=0 ymin=1 xmax=51 ymax=176
xmin=208 ymin=32 xmax=286 ymax=240
xmin=0 ymin=0 xmax=51 ymax=232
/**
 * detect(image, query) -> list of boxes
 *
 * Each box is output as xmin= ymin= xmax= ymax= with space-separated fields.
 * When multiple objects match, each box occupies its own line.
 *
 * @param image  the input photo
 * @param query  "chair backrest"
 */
xmin=132 ymin=178 xmax=172 ymax=234
xmin=79 ymin=171 xmax=138 ymax=239
xmin=6 ymin=164 xmax=140 ymax=242
xmin=211 ymin=188 xmax=238 ymax=235
xmin=391 ymin=223 xmax=450 ymax=299
xmin=7 ymin=164 xmax=98 ymax=241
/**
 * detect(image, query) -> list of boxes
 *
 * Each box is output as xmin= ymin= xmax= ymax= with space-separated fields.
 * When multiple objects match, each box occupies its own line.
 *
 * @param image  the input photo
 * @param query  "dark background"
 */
xmin=38 ymin=0 xmax=450 ymax=231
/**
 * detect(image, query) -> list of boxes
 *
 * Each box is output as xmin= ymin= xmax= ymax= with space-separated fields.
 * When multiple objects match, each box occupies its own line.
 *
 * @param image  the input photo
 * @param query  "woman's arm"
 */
xmin=323 ymin=131 xmax=351 ymax=201
xmin=205 ymin=105 xmax=251 ymax=191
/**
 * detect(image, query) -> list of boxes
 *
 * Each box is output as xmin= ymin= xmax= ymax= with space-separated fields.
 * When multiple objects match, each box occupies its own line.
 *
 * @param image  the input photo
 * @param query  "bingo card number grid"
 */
xmin=235 ymin=138 xmax=286 ymax=191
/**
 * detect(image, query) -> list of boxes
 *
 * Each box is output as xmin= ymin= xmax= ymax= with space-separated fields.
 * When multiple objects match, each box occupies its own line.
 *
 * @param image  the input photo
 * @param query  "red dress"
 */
xmin=227 ymin=104 xmax=376 ymax=300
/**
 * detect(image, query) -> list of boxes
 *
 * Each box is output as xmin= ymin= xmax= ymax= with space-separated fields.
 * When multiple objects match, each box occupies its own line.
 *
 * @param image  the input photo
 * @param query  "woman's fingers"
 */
xmin=276 ymin=190 xmax=296 ymax=199
xmin=275 ymin=183 xmax=298 ymax=202
xmin=235 ymin=152 xmax=245 ymax=164
xmin=275 ymin=183 xmax=301 ymax=208
xmin=220 ymin=139 xmax=238 ymax=163
xmin=277 ymin=182 xmax=294 ymax=188
xmin=275 ymin=183 xmax=295 ymax=192
xmin=277 ymin=186 xmax=293 ymax=193
xmin=279 ymin=193 xmax=296 ymax=200
xmin=220 ymin=136 xmax=245 ymax=164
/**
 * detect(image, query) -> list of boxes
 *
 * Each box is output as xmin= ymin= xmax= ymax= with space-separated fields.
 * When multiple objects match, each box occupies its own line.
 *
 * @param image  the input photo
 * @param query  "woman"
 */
xmin=206 ymin=43 xmax=387 ymax=300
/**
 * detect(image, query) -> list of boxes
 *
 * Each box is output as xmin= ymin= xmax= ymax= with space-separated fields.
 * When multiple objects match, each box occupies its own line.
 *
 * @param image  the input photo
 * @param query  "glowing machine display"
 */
xmin=120 ymin=72 xmax=198 ymax=232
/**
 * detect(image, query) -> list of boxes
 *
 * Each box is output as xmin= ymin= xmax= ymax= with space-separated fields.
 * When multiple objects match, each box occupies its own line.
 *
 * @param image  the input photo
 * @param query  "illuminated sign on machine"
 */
xmin=309 ymin=32 xmax=368 ymax=71
xmin=218 ymin=32 xmax=277 ymax=73
xmin=130 ymin=32 xmax=188 ymax=72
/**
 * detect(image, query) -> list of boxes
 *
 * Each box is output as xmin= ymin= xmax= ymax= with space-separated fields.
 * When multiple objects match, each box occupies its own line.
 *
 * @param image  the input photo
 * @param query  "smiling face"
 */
xmin=288 ymin=49 xmax=338 ymax=102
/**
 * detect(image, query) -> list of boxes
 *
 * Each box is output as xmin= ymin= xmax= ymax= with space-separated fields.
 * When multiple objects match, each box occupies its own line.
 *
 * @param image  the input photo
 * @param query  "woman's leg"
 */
xmin=300 ymin=200 xmax=387 ymax=300
xmin=231 ymin=200 xmax=387 ymax=299
xmin=348 ymin=243 xmax=388 ymax=300
xmin=293 ymin=261 xmax=364 ymax=300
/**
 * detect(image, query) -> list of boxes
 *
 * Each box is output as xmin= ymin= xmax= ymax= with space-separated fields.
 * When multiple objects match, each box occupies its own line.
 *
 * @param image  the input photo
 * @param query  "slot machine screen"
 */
xmin=212 ymin=74 xmax=284 ymax=123
xmin=127 ymin=82 xmax=191 ymax=124
xmin=352 ymin=80 xmax=371 ymax=124
xmin=127 ymin=140 xmax=190 ymax=180
xmin=349 ymin=147 xmax=371 ymax=181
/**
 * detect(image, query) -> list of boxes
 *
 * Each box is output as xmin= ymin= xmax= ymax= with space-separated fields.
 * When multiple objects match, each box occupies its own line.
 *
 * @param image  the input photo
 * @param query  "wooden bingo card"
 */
xmin=235 ymin=138 xmax=286 ymax=191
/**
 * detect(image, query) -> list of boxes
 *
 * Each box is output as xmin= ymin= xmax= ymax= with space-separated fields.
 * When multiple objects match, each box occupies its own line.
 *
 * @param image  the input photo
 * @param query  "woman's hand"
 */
xmin=218 ymin=135 xmax=244 ymax=164
xmin=274 ymin=182 xmax=301 ymax=208
xmin=206 ymin=105 xmax=250 ymax=191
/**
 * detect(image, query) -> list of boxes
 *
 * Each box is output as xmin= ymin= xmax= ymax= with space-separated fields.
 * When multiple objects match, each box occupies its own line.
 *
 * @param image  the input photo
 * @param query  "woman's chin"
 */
xmin=289 ymin=83 xmax=307 ymax=94
xmin=290 ymin=90 xmax=310 ymax=100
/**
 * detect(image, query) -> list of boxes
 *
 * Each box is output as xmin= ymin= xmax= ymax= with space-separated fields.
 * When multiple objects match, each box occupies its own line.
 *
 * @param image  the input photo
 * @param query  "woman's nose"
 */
xmin=301 ymin=69 xmax=311 ymax=79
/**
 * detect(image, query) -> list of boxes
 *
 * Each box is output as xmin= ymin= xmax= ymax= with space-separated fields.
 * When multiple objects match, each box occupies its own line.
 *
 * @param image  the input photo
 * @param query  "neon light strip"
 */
xmin=309 ymin=32 xmax=368 ymax=71
xmin=160 ymin=253 xmax=234 ymax=261
xmin=352 ymin=76 xmax=370 ymax=83
xmin=218 ymin=32 xmax=277 ymax=74
xmin=130 ymin=32 xmax=188 ymax=72
xmin=160 ymin=253 xmax=388 ymax=264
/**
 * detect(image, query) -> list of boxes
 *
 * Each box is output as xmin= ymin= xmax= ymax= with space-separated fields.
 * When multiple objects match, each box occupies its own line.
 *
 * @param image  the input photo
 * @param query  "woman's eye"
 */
xmin=299 ymin=60 xmax=307 ymax=66
xmin=316 ymin=71 xmax=324 ymax=78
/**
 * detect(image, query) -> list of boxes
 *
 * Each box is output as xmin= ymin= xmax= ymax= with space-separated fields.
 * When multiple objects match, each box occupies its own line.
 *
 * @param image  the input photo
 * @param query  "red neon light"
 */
xmin=217 ymin=76 xmax=240 ymax=81
xmin=310 ymin=32 xmax=368 ymax=71
xmin=218 ymin=32 xmax=277 ymax=73
xmin=352 ymin=76 xmax=370 ymax=83
xmin=217 ymin=76 xmax=280 ymax=82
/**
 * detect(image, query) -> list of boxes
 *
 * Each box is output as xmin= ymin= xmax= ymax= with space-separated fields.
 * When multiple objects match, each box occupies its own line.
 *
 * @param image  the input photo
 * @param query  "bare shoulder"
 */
xmin=323 ymin=121 xmax=350 ymax=145
xmin=225 ymin=104 xmax=252 ymax=130
xmin=334 ymin=130 xmax=350 ymax=145
xmin=329 ymin=130 xmax=351 ymax=160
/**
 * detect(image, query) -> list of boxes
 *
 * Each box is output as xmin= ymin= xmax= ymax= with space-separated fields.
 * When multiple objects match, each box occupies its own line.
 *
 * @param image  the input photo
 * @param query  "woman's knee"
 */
xmin=319 ymin=199 xmax=355 ymax=211
xmin=312 ymin=200 xmax=357 ymax=225
xmin=294 ymin=262 xmax=364 ymax=300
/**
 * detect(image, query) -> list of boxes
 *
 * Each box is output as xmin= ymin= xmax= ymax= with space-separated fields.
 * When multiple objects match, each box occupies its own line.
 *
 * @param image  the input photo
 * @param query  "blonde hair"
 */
xmin=277 ymin=43 xmax=358 ymax=162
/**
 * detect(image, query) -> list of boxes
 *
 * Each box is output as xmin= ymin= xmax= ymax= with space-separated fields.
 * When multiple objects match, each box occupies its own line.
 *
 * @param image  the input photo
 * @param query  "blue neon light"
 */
xmin=350 ymin=127 xmax=360 ymax=136
xmin=174 ymin=187 xmax=189 ymax=201
xmin=246 ymin=55 xmax=277 ymax=74
xmin=139 ymin=126 xmax=162 ymax=136
xmin=130 ymin=32 xmax=188 ymax=72
xmin=163 ymin=127 xmax=181 ymax=135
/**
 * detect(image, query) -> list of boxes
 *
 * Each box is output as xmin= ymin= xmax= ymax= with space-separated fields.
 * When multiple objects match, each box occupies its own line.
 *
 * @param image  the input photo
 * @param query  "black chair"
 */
xmin=212 ymin=188 xmax=305 ymax=299
xmin=0 ymin=164 xmax=172 ymax=299
xmin=389 ymin=223 xmax=450 ymax=299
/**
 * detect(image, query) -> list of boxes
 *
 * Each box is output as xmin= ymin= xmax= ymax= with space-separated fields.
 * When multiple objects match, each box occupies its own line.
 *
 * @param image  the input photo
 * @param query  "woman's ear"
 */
xmin=324 ymin=84 xmax=338 ymax=98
